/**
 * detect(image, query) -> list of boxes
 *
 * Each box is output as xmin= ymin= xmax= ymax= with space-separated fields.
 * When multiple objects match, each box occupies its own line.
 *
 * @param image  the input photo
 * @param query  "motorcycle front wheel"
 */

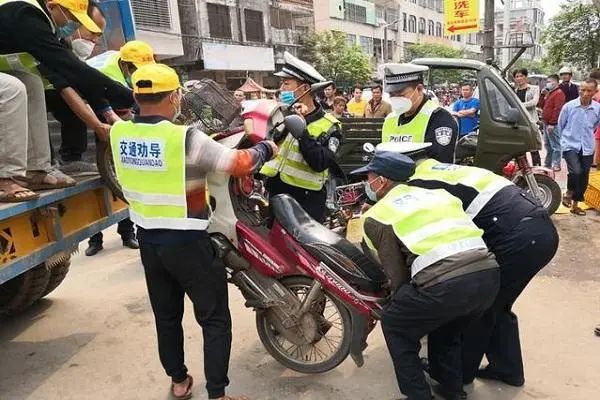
xmin=517 ymin=173 xmax=561 ymax=215
xmin=255 ymin=275 xmax=353 ymax=374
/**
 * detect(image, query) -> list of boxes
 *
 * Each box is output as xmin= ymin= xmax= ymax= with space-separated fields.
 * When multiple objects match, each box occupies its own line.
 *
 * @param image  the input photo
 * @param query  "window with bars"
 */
xmin=409 ymin=15 xmax=416 ymax=33
xmin=345 ymin=3 xmax=367 ymax=24
xmin=427 ymin=0 xmax=435 ymax=9
xmin=270 ymin=7 xmax=293 ymax=29
xmin=376 ymin=5 xmax=384 ymax=20
xmin=427 ymin=20 xmax=434 ymax=35
xmin=418 ymin=17 xmax=426 ymax=33
xmin=131 ymin=0 xmax=171 ymax=30
xmin=418 ymin=0 xmax=427 ymax=7
xmin=402 ymin=12 xmax=407 ymax=32
xmin=435 ymin=22 xmax=442 ymax=37
xmin=207 ymin=3 xmax=232 ymax=39
xmin=435 ymin=0 xmax=443 ymax=12
xmin=245 ymin=9 xmax=265 ymax=42
xmin=359 ymin=35 xmax=373 ymax=57
xmin=346 ymin=34 xmax=357 ymax=46
xmin=386 ymin=8 xmax=399 ymax=29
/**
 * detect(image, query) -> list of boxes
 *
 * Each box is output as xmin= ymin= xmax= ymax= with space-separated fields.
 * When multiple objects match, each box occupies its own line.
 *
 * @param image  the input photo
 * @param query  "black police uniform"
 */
xmin=266 ymin=104 xmax=342 ymax=222
xmin=395 ymin=96 xmax=458 ymax=163
xmin=408 ymin=176 xmax=559 ymax=386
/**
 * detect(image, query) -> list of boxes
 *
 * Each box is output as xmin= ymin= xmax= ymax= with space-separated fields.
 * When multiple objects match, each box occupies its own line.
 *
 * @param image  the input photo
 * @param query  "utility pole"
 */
xmin=502 ymin=0 xmax=511 ymax=68
xmin=483 ymin=0 xmax=496 ymax=63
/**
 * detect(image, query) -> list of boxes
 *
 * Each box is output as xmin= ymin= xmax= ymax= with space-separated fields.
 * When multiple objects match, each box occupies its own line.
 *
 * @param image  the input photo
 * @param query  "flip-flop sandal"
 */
xmin=0 ymin=179 xmax=40 ymax=203
xmin=13 ymin=171 xmax=75 ymax=191
xmin=171 ymin=375 xmax=193 ymax=400
xmin=570 ymin=207 xmax=586 ymax=216
xmin=562 ymin=193 xmax=573 ymax=208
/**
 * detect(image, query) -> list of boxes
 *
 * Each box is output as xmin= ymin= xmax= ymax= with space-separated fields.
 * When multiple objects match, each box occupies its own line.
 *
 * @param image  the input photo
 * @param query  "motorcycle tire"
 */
xmin=255 ymin=275 xmax=353 ymax=374
xmin=96 ymin=140 xmax=126 ymax=203
xmin=517 ymin=174 xmax=561 ymax=216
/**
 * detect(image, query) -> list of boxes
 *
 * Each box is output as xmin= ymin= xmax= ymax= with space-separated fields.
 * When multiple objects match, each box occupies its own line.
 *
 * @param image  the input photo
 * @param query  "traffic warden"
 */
xmin=352 ymin=150 xmax=500 ymax=400
xmin=380 ymin=64 xmax=458 ymax=163
xmin=261 ymin=51 xmax=342 ymax=222
xmin=380 ymin=142 xmax=559 ymax=388
xmin=85 ymin=40 xmax=158 ymax=257
xmin=110 ymin=63 xmax=276 ymax=400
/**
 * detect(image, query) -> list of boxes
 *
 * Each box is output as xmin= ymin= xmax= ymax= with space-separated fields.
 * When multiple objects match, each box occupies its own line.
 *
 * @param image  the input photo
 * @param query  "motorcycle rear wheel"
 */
xmin=516 ymin=174 xmax=561 ymax=216
xmin=255 ymin=275 xmax=353 ymax=374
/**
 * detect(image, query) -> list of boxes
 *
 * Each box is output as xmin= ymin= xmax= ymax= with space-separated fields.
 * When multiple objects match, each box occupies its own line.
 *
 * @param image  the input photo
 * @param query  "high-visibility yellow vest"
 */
xmin=0 ymin=0 xmax=54 ymax=88
xmin=261 ymin=113 xmax=339 ymax=191
xmin=87 ymin=51 xmax=127 ymax=86
xmin=110 ymin=120 xmax=209 ymax=231
xmin=381 ymin=99 xmax=439 ymax=143
xmin=362 ymin=185 xmax=486 ymax=278
xmin=410 ymin=159 xmax=513 ymax=218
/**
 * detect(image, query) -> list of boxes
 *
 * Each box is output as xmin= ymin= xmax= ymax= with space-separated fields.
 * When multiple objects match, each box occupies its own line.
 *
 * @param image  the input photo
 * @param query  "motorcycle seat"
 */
xmin=271 ymin=194 xmax=388 ymax=293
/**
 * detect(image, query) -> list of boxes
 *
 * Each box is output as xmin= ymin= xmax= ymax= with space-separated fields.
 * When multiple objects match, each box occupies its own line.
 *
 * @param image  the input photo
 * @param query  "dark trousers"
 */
xmin=45 ymin=90 xmax=88 ymax=162
xmin=266 ymin=176 xmax=328 ymax=222
xmin=139 ymin=235 xmax=232 ymax=399
xmin=462 ymin=213 xmax=559 ymax=384
xmin=381 ymin=269 xmax=500 ymax=400
xmin=563 ymin=150 xmax=594 ymax=201
xmin=89 ymin=218 xmax=135 ymax=245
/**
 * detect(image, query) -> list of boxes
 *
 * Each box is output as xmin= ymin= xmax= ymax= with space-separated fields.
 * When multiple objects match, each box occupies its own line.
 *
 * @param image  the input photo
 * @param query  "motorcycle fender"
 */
xmin=531 ymin=166 xmax=555 ymax=179
xmin=348 ymin=307 xmax=370 ymax=368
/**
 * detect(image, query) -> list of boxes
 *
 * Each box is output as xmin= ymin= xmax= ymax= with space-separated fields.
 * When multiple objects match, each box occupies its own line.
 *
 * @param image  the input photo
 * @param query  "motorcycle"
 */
xmin=97 ymin=92 xmax=391 ymax=374
xmin=455 ymin=132 xmax=562 ymax=215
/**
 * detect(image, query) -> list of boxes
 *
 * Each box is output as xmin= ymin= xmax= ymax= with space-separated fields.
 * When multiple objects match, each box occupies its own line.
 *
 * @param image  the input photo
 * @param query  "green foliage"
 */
xmin=405 ymin=43 xmax=471 ymax=85
xmin=298 ymin=30 xmax=372 ymax=88
xmin=541 ymin=1 xmax=600 ymax=69
xmin=510 ymin=59 xmax=559 ymax=76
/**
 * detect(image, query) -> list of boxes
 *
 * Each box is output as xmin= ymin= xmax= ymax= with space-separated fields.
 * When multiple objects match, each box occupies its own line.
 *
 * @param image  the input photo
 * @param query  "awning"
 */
xmin=238 ymin=78 xmax=276 ymax=93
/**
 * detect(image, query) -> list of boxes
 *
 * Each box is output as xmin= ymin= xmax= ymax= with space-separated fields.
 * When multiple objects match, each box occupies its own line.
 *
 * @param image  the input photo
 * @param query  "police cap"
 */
xmin=383 ymin=63 xmax=429 ymax=94
xmin=351 ymin=150 xmax=416 ymax=181
xmin=275 ymin=51 xmax=326 ymax=84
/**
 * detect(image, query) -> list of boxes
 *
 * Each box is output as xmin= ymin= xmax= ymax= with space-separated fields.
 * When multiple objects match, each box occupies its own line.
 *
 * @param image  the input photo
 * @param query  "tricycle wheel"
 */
xmin=517 ymin=174 xmax=561 ymax=215
xmin=0 ymin=264 xmax=50 ymax=318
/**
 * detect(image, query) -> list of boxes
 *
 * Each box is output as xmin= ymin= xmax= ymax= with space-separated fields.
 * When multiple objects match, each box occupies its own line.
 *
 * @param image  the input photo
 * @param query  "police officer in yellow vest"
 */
xmin=381 ymin=63 xmax=457 ymax=163
xmin=261 ymin=51 xmax=342 ymax=222
xmin=379 ymin=142 xmax=559 ymax=390
xmin=351 ymin=150 xmax=500 ymax=400
xmin=110 ymin=63 xmax=276 ymax=400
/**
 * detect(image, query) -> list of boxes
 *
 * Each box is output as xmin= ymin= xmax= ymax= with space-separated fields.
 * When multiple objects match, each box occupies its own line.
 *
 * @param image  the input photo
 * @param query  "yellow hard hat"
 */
xmin=53 ymin=0 xmax=101 ymax=33
xmin=120 ymin=40 xmax=155 ymax=68
xmin=132 ymin=64 xmax=181 ymax=94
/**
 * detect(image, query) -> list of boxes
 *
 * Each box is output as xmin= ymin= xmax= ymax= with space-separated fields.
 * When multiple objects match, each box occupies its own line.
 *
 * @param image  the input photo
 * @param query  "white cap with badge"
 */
xmin=275 ymin=51 xmax=326 ymax=84
xmin=382 ymin=63 xmax=429 ymax=94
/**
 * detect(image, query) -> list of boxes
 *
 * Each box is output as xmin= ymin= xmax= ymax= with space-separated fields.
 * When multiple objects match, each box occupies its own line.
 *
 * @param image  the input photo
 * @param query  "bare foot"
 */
xmin=172 ymin=375 xmax=193 ymax=398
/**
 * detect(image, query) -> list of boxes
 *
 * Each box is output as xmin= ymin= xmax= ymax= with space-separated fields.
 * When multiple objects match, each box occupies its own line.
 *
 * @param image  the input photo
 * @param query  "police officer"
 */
xmin=85 ymin=40 xmax=157 ymax=256
xmin=261 ymin=51 xmax=342 ymax=222
xmin=381 ymin=142 xmax=560 ymax=388
xmin=352 ymin=151 xmax=500 ymax=400
xmin=110 ymin=63 xmax=276 ymax=400
xmin=380 ymin=64 xmax=457 ymax=163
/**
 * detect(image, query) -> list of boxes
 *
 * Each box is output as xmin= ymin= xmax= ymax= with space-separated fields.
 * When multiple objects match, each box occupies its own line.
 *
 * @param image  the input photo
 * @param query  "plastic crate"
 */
xmin=584 ymin=171 xmax=600 ymax=209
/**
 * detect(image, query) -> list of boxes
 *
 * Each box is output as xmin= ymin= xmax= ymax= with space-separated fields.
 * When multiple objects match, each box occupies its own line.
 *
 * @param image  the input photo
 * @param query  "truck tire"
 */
xmin=0 ymin=264 xmax=51 ymax=318
xmin=41 ymin=259 xmax=71 ymax=298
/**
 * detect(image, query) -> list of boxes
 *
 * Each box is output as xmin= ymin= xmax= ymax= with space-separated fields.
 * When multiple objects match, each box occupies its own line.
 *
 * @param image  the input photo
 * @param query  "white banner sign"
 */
xmin=202 ymin=42 xmax=275 ymax=71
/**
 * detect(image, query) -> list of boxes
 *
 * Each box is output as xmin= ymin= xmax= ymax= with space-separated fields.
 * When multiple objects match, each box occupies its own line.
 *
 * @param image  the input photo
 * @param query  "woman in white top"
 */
xmin=513 ymin=68 xmax=542 ymax=166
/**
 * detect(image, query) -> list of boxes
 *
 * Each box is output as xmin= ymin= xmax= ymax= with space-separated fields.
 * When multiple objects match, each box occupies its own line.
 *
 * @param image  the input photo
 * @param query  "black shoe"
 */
xmin=122 ymin=238 xmax=139 ymax=249
xmin=431 ymin=384 xmax=467 ymax=400
xmin=85 ymin=243 xmax=103 ymax=257
xmin=475 ymin=367 xmax=524 ymax=387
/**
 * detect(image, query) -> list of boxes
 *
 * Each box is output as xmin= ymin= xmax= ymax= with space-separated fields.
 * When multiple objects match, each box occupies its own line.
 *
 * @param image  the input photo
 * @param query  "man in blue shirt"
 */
xmin=559 ymin=78 xmax=600 ymax=215
xmin=451 ymin=83 xmax=480 ymax=136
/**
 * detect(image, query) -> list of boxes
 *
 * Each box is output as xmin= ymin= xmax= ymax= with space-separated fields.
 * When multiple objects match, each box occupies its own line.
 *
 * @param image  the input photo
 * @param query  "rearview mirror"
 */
xmin=284 ymin=114 xmax=306 ymax=138
xmin=505 ymin=108 xmax=520 ymax=124
xmin=363 ymin=142 xmax=375 ymax=153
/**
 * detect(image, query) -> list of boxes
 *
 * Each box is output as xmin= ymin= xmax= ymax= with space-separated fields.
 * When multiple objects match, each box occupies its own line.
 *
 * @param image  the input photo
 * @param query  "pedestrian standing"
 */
xmin=590 ymin=69 xmax=600 ymax=169
xmin=319 ymin=82 xmax=336 ymax=111
xmin=539 ymin=74 xmax=566 ymax=171
xmin=347 ymin=85 xmax=367 ymax=117
xmin=559 ymin=78 xmax=600 ymax=215
xmin=451 ymin=83 xmax=480 ymax=136
xmin=364 ymin=84 xmax=392 ymax=118
xmin=331 ymin=96 xmax=349 ymax=119
xmin=513 ymin=68 xmax=542 ymax=166
xmin=110 ymin=63 xmax=276 ymax=400
xmin=559 ymin=66 xmax=579 ymax=103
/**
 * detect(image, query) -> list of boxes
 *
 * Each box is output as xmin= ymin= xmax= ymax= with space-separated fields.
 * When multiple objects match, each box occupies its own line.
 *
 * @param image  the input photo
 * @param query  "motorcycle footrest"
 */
xmin=244 ymin=299 xmax=284 ymax=309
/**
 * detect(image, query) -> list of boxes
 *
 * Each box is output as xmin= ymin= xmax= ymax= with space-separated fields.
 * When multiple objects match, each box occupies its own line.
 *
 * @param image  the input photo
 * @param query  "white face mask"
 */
xmin=71 ymin=38 xmax=96 ymax=61
xmin=389 ymin=96 xmax=413 ymax=115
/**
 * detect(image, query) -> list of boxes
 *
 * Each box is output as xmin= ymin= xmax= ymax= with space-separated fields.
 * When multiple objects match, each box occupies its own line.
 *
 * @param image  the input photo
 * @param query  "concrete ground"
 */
xmin=1 ymin=210 xmax=599 ymax=400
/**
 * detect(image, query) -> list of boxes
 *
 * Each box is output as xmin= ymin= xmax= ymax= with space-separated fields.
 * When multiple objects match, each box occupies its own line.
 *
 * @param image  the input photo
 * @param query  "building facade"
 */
xmin=494 ymin=0 xmax=545 ymax=65
xmin=129 ymin=0 xmax=185 ymax=58
xmin=314 ymin=0 xmax=482 ymax=68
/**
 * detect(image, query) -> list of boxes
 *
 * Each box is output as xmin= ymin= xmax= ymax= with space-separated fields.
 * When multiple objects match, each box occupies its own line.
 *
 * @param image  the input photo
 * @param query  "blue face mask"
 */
xmin=364 ymin=177 xmax=381 ymax=202
xmin=56 ymin=20 xmax=80 ymax=39
xmin=280 ymin=90 xmax=296 ymax=106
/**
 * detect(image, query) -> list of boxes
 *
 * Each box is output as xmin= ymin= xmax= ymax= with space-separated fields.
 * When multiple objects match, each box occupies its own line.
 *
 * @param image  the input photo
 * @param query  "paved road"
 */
xmin=1 ymin=211 xmax=599 ymax=400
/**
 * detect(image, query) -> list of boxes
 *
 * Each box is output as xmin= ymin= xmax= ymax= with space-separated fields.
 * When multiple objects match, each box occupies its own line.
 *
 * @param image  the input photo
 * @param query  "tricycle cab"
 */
xmin=412 ymin=58 xmax=540 ymax=174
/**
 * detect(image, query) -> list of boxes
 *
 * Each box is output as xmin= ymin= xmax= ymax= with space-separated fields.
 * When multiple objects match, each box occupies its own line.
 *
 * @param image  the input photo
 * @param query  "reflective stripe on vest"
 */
xmin=87 ymin=51 xmax=127 ymax=86
xmin=260 ymin=113 xmax=339 ymax=191
xmin=109 ymin=120 xmax=209 ymax=231
xmin=362 ymin=185 xmax=486 ymax=278
xmin=381 ymin=99 xmax=439 ymax=143
xmin=0 ymin=0 xmax=55 ymax=87
xmin=411 ymin=159 xmax=513 ymax=218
